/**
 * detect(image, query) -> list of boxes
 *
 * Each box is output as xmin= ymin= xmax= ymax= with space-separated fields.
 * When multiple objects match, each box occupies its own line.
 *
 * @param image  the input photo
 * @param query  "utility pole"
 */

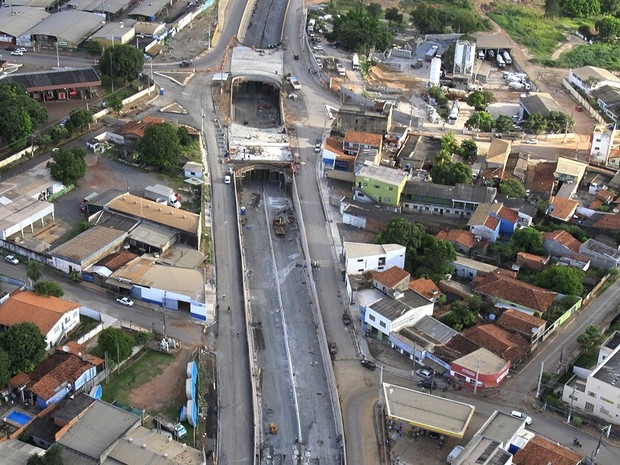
xmin=591 ymin=425 xmax=611 ymax=463
xmin=536 ymin=361 xmax=544 ymax=399
xmin=474 ymin=359 xmax=480 ymax=394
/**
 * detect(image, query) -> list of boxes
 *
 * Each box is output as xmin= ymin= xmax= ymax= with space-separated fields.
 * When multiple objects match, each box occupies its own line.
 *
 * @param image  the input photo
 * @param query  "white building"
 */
xmin=0 ymin=291 xmax=80 ymax=350
xmin=568 ymin=66 xmax=620 ymax=95
xmin=343 ymin=241 xmax=405 ymax=274
xmin=361 ymin=289 xmax=434 ymax=340
xmin=563 ymin=334 xmax=620 ymax=426
xmin=589 ymin=124 xmax=618 ymax=167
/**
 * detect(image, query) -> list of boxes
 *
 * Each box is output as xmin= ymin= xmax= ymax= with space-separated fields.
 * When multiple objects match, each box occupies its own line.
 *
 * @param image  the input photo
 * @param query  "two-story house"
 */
xmin=568 ymin=66 xmax=620 ymax=95
xmin=468 ymin=202 xmax=519 ymax=241
xmin=343 ymin=241 xmax=406 ymax=274
xmin=353 ymin=163 xmax=409 ymax=208
xmin=343 ymin=130 xmax=383 ymax=155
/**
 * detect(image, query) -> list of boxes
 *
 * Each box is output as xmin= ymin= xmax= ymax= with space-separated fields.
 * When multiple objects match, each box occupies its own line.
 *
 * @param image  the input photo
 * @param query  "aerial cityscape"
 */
xmin=0 ymin=0 xmax=620 ymax=464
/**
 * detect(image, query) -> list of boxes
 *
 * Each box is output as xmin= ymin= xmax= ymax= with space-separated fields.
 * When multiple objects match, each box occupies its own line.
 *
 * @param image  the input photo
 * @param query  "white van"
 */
xmin=224 ymin=175 xmax=231 ymax=184
xmin=447 ymin=446 xmax=464 ymax=464
xmin=477 ymin=50 xmax=485 ymax=60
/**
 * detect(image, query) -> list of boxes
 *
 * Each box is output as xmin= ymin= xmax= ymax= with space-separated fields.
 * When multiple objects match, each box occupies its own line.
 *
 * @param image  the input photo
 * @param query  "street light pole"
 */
xmin=55 ymin=42 xmax=59 ymax=67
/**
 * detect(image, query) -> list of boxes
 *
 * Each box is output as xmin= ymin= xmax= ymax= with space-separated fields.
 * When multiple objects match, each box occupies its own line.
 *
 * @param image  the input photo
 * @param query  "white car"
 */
xmin=17 ymin=47 xmax=27 ymax=53
xmin=224 ymin=175 xmax=231 ymax=184
xmin=116 ymin=297 xmax=134 ymax=307
xmin=5 ymin=255 xmax=19 ymax=265
xmin=510 ymin=410 xmax=532 ymax=425
xmin=10 ymin=50 xmax=23 ymax=56
xmin=525 ymin=138 xmax=538 ymax=144
xmin=415 ymin=368 xmax=433 ymax=379
xmin=313 ymin=45 xmax=324 ymax=51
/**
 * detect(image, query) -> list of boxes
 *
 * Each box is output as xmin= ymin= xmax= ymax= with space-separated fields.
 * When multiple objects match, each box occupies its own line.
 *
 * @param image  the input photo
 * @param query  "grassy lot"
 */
xmin=488 ymin=3 xmax=573 ymax=59
xmin=553 ymin=43 xmax=620 ymax=70
xmin=102 ymin=349 xmax=175 ymax=406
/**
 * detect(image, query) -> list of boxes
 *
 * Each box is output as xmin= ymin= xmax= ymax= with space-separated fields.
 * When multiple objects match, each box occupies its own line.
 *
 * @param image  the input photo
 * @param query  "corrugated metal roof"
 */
xmin=0 ymin=7 xmax=49 ymax=38
xmin=27 ymin=10 xmax=104 ymax=45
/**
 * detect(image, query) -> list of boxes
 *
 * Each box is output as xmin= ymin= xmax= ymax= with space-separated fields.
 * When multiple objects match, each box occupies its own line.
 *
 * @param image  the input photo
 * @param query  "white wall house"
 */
xmin=343 ymin=241 xmax=405 ymax=274
xmin=563 ymin=341 xmax=620 ymax=426
xmin=568 ymin=66 xmax=620 ymax=94
xmin=362 ymin=290 xmax=434 ymax=339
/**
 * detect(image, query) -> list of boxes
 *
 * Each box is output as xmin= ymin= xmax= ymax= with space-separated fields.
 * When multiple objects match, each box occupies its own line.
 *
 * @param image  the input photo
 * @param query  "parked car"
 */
xmin=17 ymin=47 xmax=27 ymax=53
xmin=328 ymin=342 xmax=338 ymax=355
xmin=116 ymin=296 xmax=134 ymax=307
xmin=224 ymin=175 xmax=231 ymax=184
xmin=313 ymin=45 xmax=324 ymax=51
xmin=10 ymin=50 xmax=23 ymax=56
xmin=314 ymin=139 xmax=321 ymax=152
xmin=510 ymin=410 xmax=532 ymax=425
xmin=5 ymin=255 xmax=19 ymax=265
xmin=415 ymin=368 xmax=433 ymax=379
xmin=342 ymin=312 xmax=352 ymax=326
xmin=417 ymin=380 xmax=437 ymax=389
xmin=179 ymin=60 xmax=192 ymax=68
xmin=360 ymin=359 xmax=376 ymax=371
xmin=525 ymin=138 xmax=538 ymax=144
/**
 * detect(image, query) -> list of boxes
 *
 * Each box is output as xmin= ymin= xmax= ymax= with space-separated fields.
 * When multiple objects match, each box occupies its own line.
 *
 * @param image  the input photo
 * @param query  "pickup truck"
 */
xmin=288 ymin=76 xmax=301 ymax=90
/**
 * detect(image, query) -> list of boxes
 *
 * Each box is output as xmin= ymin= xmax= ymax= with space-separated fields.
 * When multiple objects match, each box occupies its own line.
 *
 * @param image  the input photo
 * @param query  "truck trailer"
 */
xmin=425 ymin=45 xmax=438 ymax=61
xmin=143 ymin=184 xmax=182 ymax=208
xmin=156 ymin=414 xmax=187 ymax=439
xmin=352 ymin=53 xmax=360 ymax=70
xmin=502 ymin=50 xmax=512 ymax=65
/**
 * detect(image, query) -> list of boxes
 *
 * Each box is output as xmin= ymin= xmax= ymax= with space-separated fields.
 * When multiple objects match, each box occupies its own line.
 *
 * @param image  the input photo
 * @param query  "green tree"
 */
xmin=81 ymin=40 xmax=102 ymax=56
xmin=577 ymin=325 xmax=605 ymax=354
xmin=440 ymin=301 xmax=476 ymax=331
xmin=27 ymin=260 xmax=43 ymax=285
xmin=138 ymin=122 xmax=182 ymax=171
xmin=385 ymin=7 xmax=403 ymax=24
xmin=499 ymin=178 xmax=526 ymax=198
xmin=465 ymin=111 xmax=495 ymax=132
xmin=0 ymin=322 xmax=46 ymax=375
xmin=431 ymin=160 xmax=473 ymax=185
xmin=64 ymin=108 xmax=93 ymax=134
xmin=411 ymin=236 xmax=456 ymax=282
xmin=49 ymin=125 xmax=69 ymax=144
xmin=600 ymin=0 xmax=620 ymax=15
xmin=27 ymin=444 xmax=63 ymax=465
xmin=367 ymin=3 xmax=383 ymax=18
xmin=466 ymin=90 xmax=496 ymax=111
xmin=0 ymin=348 xmax=10 ymax=389
xmin=547 ymin=111 xmax=574 ymax=133
xmin=458 ymin=139 xmax=478 ymax=164
xmin=532 ymin=265 xmax=584 ymax=295
xmin=0 ymin=83 xmax=48 ymax=147
xmin=33 ymin=281 xmax=64 ymax=297
xmin=510 ymin=227 xmax=544 ymax=255
xmin=106 ymin=93 xmax=124 ymax=113
xmin=495 ymin=115 xmax=514 ymax=133
xmin=178 ymin=126 xmax=192 ymax=146
xmin=98 ymin=327 xmax=134 ymax=362
xmin=596 ymin=16 xmax=620 ymax=42
xmin=524 ymin=113 xmax=548 ymax=135
xmin=545 ymin=0 xmax=563 ymax=16
xmin=99 ymin=44 xmax=144 ymax=82
xmin=411 ymin=5 xmax=446 ymax=34
xmin=48 ymin=146 xmax=88 ymax=186
xmin=560 ymin=0 xmax=601 ymax=17
xmin=375 ymin=218 xmax=425 ymax=251
xmin=326 ymin=5 xmax=393 ymax=53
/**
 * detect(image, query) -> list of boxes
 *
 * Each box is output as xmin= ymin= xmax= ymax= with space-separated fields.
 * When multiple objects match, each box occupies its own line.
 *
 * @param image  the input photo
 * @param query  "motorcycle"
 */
xmin=573 ymin=438 xmax=582 ymax=447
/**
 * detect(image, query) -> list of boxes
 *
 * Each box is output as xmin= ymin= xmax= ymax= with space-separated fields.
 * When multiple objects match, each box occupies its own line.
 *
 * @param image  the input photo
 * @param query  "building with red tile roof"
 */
xmin=436 ymin=229 xmax=477 ymax=254
xmin=474 ymin=271 xmax=558 ymax=316
xmin=344 ymin=130 xmax=383 ymax=152
xmin=529 ymin=162 xmax=555 ymax=198
xmin=547 ymin=196 xmax=579 ymax=222
xmin=542 ymin=230 xmax=581 ymax=256
xmin=462 ymin=324 xmax=530 ymax=365
xmin=9 ymin=343 xmax=104 ymax=409
xmin=496 ymin=308 xmax=546 ymax=344
xmin=468 ymin=202 xmax=520 ymax=241
xmin=372 ymin=266 xmax=411 ymax=293
xmin=516 ymin=251 xmax=549 ymax=271
xmin=513 ymin=435 xmax=583 ymax=465
xmin=118 ymin=116 xmax=165 ymax=140
xmin=409 ymin=278 xmax=442 ymax=302
xmin=0 ymin=291 xmax=81 ymax=350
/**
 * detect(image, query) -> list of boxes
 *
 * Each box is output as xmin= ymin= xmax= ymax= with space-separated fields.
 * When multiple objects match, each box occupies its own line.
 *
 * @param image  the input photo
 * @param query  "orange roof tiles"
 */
xmin=9 ymin=344 xmax=103 ymax=400
xmin=462 ymin=324 xmax=530 ymax=364
xmin=475 ymin=271 xmax=558 ymax=313
xmin=593 ymin=212 xmax=620 ymax=230
xmin=409 ymin=278 xmax=441 ymax=300
xmin=548 ymin=196 xmax=579 ymax=221
xmin=0 ymin=291 xmax=79 ymax=336
xmin=497 ymin=205 xmax=519 ymax=223
xmin=95 ymin=250 xmax=139 ymax=271
xmin=118 ymin=116 xmax=165 ymax=138
xmin=344 ymin=130 xmax=383 ymax=147
xmin=530 ymin=162 xmax=555 ymax=194
xmin=373 ymin=266 xmax=410 ymax=289
xmin=513 ymin=435 xmax=582 ymax=465
xmin=436 ymin=229 xmax=476 ymax=249
xmin=542 ymin=230 xmax=581 ymax=253
xmin=324 ymin=137 xmax=350 ymax=158
xmin=483 ymin=215 xmax=500 ymax=230
xmin=516 ymin=252 xmax=548 ymax=270
xmin=497 ymin=308 xmax=546 ymax=335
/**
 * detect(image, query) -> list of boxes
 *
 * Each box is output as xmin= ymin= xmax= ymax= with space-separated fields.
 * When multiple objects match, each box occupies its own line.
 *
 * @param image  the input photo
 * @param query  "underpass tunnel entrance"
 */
xmin=236 ymin=166 xmax=291 ymax=195
xmin=231 ymin=79 xmax=282 ymax=128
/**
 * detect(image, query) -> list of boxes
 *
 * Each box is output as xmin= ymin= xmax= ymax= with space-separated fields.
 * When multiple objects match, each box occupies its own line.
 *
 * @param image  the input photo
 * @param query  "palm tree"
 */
xmin=27 ymin=261 xmax=43 ymax=286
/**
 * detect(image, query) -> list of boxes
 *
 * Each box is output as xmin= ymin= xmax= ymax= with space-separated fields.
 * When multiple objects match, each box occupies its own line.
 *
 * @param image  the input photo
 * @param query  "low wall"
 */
xmin=561 ymin=79 xmax=605 ymax=124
